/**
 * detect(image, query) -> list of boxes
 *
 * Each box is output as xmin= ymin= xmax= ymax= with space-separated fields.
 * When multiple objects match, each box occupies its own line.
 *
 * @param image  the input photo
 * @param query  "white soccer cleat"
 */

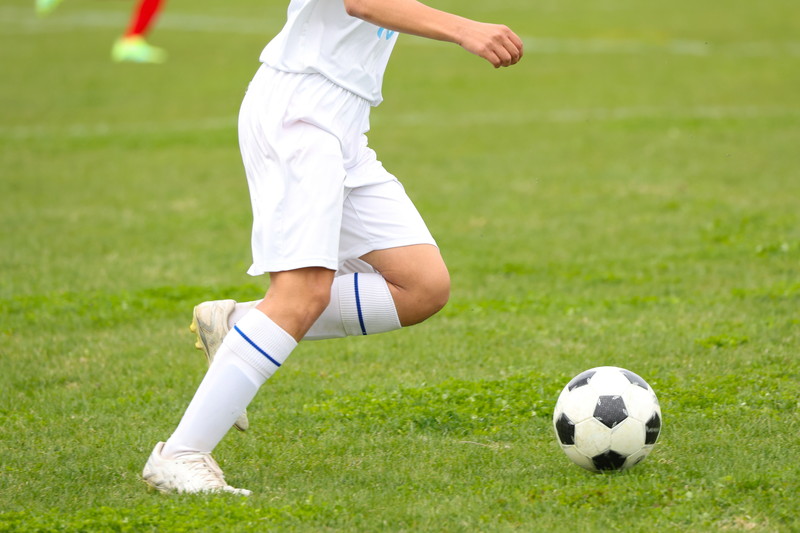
xmin=142 ymin=442 xmax=251 ymax=496
xmin=190 ymin=299 xmax=250 ymax=431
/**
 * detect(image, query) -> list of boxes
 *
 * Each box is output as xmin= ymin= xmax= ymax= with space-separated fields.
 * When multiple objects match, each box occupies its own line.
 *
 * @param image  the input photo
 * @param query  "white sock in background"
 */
xmin=229 ymin=273 xmax=401 ymax=340
xmin=306 ymin=272 xmax=401 ymax=339
xmin=162 ymin=309 xmax=297 ymax=458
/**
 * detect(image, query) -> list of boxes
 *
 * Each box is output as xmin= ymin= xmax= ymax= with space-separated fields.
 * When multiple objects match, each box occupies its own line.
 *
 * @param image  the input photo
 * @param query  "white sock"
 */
xmin=315 ymin=272 xmax=401 ymax=338
xmin=228 ymin=273 xmax=401 ymax=340
xmin=228 ymin=301 xmax=256 ymax=326
xmin=162 ymin=309 xmax=297 ymax=458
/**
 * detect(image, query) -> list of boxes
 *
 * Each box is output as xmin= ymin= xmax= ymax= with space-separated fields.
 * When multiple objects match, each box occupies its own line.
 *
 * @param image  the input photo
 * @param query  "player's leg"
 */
xmin=158 ymin=269 xmax=331 ymax=456
xmin=144 ymin=67 xmax=355 ymax=495
xmin=112 ymin=0 xmax=167 ymax=63
xmin=190 ymin=299 xmax=251 ymax=430
xmin=187 ymin=258 xmax=403 ymax=437
xmin=334 ymin=172 xmax=450 ymax=329
xmin=193 ymin=153 xmax=449 ymax=343
xmin=144 ymin=267 xmax=332 ymax=495
xmin=176 ymin=247 xmax=445 ymax=477
xmin=255 ymin=267 xmax=336 ymax=341
xmin=200 ymin=184 xmax=448 ymax=339
xmin=359 ymin=244 xmax=450 ymax=327
xmin=190 ymin=264 xmax=337 ymax=432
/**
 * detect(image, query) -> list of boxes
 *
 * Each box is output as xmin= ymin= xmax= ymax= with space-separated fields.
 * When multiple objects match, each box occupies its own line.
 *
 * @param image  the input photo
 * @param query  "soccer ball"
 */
xmin=552 ymin=366 xmax=662 ymax=472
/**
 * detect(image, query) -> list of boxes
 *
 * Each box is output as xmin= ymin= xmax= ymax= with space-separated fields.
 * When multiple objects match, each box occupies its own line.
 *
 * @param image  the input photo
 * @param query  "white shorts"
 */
xmin=238 ymin=65 xmax=436 ymax=275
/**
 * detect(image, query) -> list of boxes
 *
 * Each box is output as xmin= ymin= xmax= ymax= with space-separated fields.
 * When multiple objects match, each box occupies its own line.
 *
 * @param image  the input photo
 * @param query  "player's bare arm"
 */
xmin=343 ymin=0 xmax=523 ymax=68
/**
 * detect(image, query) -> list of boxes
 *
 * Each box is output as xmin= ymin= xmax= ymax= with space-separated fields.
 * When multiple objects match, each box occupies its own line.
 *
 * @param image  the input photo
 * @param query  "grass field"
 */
xmin=1 ymin=0 xmax=799 ymax=530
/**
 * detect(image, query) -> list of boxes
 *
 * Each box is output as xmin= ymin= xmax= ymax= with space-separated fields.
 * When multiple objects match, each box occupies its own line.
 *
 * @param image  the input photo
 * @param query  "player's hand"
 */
xmin=458 ymin=21 xmax=524 ymax=68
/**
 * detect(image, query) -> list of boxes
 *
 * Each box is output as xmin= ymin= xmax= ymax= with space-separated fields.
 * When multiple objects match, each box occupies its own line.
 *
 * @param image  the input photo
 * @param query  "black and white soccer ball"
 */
xmin=553 ymin=366 xmax=662 ymax=472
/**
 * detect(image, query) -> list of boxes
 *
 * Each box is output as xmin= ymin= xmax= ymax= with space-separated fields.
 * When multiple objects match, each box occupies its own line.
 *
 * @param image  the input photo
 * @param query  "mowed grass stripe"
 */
xmin=2 ymin=105 xmax=799 ymax=140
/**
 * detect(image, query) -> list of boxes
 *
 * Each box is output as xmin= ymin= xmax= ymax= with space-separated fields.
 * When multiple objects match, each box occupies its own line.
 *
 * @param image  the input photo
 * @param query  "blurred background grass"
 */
xmin=1 ymin=0 xmax=798 ymax=530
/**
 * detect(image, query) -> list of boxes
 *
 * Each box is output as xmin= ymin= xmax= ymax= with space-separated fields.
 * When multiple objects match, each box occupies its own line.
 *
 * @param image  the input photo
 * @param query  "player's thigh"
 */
xmin=361 ymin=244 xmax=450 ymax=326
xmin=338 ymin=179 xmax=437 ymax=263
xmin=241 ymin=123 xmax=347 ymax=273
xmin=339 ymin=179 xmax=448 ymax=286
xmin=360 ymin=244 xmax=449 ymax=289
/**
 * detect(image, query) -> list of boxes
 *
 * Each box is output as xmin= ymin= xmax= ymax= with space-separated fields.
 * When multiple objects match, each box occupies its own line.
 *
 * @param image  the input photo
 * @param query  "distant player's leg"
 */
xmin=112 ymin=0 xmax=167 ymax=63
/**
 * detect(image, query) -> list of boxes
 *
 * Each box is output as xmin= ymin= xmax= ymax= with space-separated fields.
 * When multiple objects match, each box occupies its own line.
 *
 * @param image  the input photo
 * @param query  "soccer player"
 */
xmin=142 ymin=0 xmax=523 ymax=495
xmin=36 ymin=0 xmax=167 ymax=63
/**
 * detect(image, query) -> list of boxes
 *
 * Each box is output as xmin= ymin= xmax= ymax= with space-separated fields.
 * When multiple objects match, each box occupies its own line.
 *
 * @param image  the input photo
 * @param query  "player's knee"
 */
xmin=264 ymin=268 xmax=334 ymax=324
xmin=428 ymin=270 xmax=451 ymax=315
xmin=414 ymin=268 xmax=451 ymax=321
xmin=302 ymin=280 xmax=333 ymax=317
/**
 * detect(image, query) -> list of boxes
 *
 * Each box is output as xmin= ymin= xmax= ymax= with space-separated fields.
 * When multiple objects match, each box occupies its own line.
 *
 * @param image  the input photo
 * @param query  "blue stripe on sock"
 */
xmin=233 ymin=325 xmax=282 ymax=367
xmin=353 ymin=272 xmax=368 ymax=335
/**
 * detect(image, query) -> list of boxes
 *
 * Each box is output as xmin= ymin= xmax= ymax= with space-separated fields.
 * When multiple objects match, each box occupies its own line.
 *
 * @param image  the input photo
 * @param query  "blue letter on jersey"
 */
xmin=377 ymin=27 xmax=396 ymax=40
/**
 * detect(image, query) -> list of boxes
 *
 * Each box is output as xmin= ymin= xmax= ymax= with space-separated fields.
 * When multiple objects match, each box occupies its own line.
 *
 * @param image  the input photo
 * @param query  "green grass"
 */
xmin=1 ymin=0 xmax=799 ymax=530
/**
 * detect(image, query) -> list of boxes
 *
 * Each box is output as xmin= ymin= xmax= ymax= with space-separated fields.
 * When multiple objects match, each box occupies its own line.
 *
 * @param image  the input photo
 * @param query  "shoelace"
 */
xmin=181 ymin=454 xmax=228 ymax=489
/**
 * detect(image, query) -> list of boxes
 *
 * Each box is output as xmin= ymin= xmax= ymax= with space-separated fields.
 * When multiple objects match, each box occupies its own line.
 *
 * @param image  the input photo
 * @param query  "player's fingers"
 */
xmin=468 ymin=23 xmax=524 ymax=67
xmin=487 ymin=50 xmax=502 ymax=68
xmin=495 ymin=30 xmax=523 ymax=67
xmin=498 ymin=43 xmax=520 ymax=66
xmin=510 ymin=33 xmax=524 ymax=56
xmin=503 ymin=32 xmax=524 ymax=65
xmin=496 ymin=39 xmax=522 ymax=67
xmin=497 ymin=47 xmax=514 ymax=67
xmin=511 ymin=37 xmax=524 ymax=62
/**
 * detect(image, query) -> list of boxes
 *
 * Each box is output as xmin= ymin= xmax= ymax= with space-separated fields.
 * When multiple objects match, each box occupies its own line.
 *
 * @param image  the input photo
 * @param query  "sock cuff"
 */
xmin=339 ymin=272 xmax=401 ymax=336
xmin=222 ymin=309 xmax=297 ymax=379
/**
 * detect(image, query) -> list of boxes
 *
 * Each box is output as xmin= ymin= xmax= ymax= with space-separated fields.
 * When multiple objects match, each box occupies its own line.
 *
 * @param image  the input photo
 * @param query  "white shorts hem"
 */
xmin=341 ymin=237 xmax=438 ymax=265
xmin=247 ymin=258 xmax=339 ymax=276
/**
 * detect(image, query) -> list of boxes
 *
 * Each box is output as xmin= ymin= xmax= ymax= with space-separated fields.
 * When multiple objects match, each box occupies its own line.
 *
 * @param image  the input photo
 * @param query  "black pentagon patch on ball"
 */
xmin=555 ymin=413 xmax=575 ymax=445
xmin=593 ymin=395 xmax=628 ymax=428
xmin=567 ymin=369 xmax=596 ymax=391
xmin=645 ymin=412 xmax=661 ymax=444
xmin=592 ymin=450 xmax=627 ymax=471
xmin=621 ymin=369 xmax=649 ymax=390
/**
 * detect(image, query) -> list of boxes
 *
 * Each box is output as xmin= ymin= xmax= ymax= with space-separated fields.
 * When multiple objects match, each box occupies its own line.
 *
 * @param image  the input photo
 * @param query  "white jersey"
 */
xmin=260 ymin=0 xmax=399 ymax=106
